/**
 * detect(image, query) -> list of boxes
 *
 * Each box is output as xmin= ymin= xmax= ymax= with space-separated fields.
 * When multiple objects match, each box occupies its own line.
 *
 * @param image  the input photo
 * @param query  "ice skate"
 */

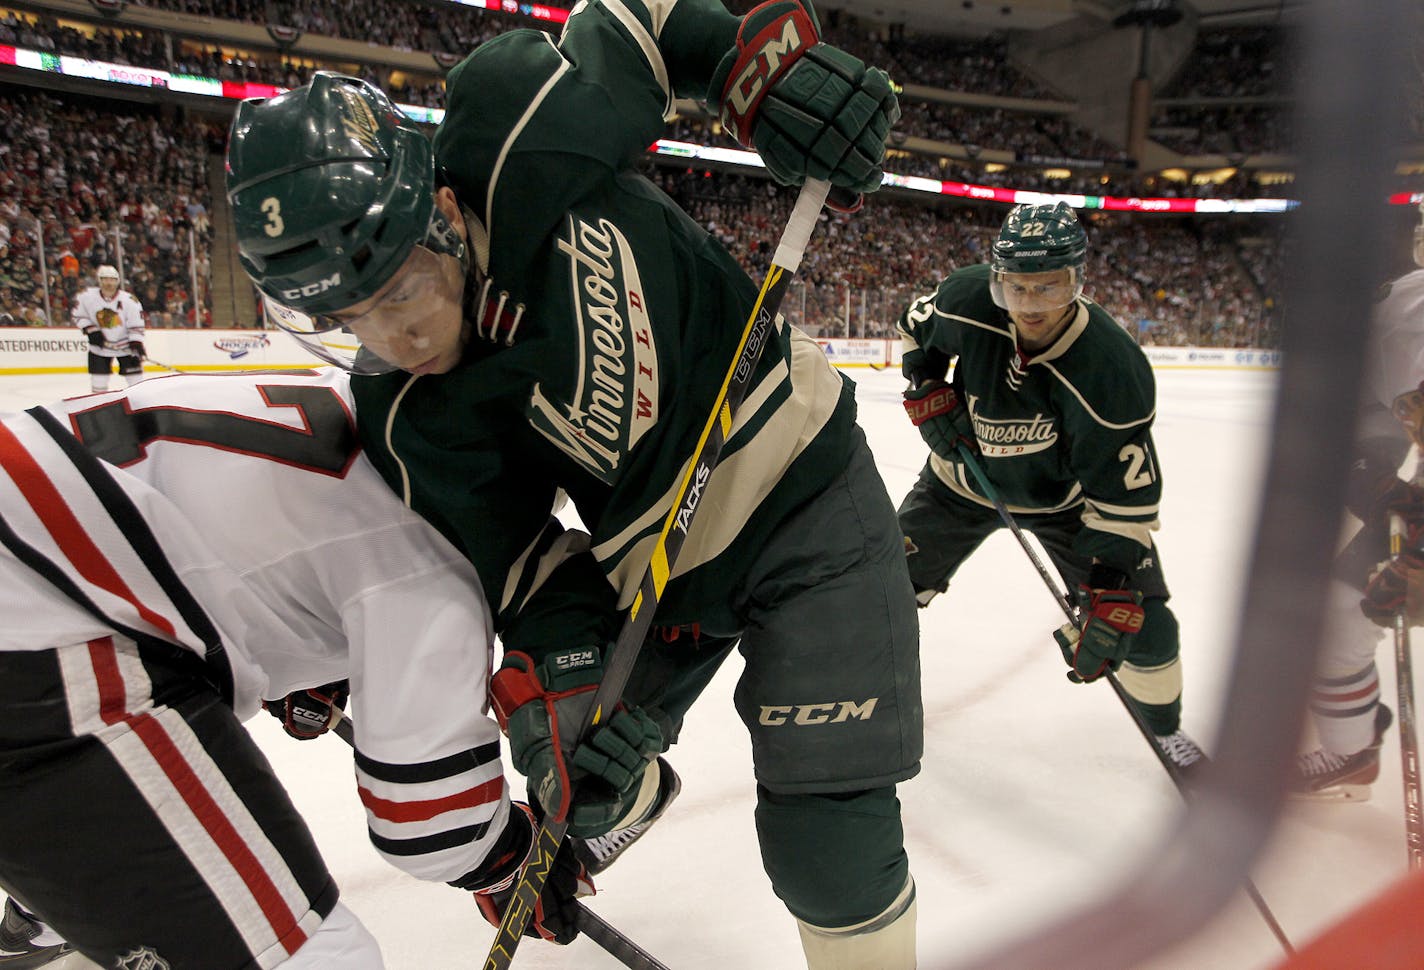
xmin=1290 ymin=705 xmax=1393 ymax=802
xmin=0 ymin=899 xmax=72 ymax=969
xmin=1155 ymin=728 xmax=1208 ymax=786
xmin=572 ymin=756 xmax=680 ymax=875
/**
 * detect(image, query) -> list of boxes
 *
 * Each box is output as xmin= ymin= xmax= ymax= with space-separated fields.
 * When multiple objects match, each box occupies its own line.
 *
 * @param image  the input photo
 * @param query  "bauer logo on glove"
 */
xmin=1055 ymin=584 xmax=1145 ymax=683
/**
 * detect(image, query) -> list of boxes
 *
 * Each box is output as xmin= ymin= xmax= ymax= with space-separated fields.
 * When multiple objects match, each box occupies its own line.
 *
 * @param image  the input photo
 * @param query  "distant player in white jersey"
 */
xmin=0 ymin=369 xmax=609 ymax=968
xmin=1292 ymin=203 xmax=1424 ymax=798
xmin=72 ymin=264 xmax=146 ymax=393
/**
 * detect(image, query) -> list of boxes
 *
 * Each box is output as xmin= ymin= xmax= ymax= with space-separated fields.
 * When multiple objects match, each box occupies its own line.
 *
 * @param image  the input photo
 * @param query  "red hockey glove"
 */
xmin=708 ymin=0 xmax=899 ymax=196
xmin=491 ymin=648 xmax=662 ymax=838
xmin=903 ymin=380 xmax=976 ymax=460
xmin=263 ymin=680 xmax=349 ymax=740
xmin=1054 ymin=573 xmax=1144 ymax=683
xmin=469 ymin=802 xmax=594 ymax=946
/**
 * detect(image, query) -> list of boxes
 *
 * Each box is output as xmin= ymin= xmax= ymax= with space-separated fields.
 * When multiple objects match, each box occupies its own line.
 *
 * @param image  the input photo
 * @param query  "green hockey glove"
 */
xmin=1054 ymin=569 xmax=1144 ymax=683
xmin=490 ymin=647 xmax=662 ymax=838
xmin=903 ymin=379 xmax=976 ymax=460
xmin=709 ymin=0 xmax=899 ymax=195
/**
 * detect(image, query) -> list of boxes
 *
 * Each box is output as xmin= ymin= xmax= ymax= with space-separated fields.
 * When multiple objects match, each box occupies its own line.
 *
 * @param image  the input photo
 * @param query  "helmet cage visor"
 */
xmin=265 ymin=312 xmax=397 ymax=376
xmin=990 ymin=266 xmax=1084 ymax=312
xmin=265 ymin=242 xmax=462 ymax=375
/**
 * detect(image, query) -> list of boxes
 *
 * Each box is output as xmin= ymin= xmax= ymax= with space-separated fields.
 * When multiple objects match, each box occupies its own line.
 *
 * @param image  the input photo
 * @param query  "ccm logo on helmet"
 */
xmin=280 ymin=273 xmax=342 ymax=301
xmin=759 ymin=698 xmax=878 ymax=726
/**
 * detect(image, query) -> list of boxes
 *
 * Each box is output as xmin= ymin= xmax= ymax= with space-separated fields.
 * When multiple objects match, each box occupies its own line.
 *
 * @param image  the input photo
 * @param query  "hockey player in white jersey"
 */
xmin=1292 ymin=203 xmax=1424 ymax=798
xmin=0 ymin=370 xmax=623 ymax=968
xmin=72 ymin=264 xmax=146 ymax=393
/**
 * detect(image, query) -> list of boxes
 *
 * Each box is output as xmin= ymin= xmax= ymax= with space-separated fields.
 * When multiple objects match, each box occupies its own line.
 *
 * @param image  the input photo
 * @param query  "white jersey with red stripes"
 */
xmin=1367 ymin=267 xmax=1424 ymax=410
xmin=71 ymin=284 xmax=145 ymax=357
xmin=0 ymin=368 xmax=511 ymax=886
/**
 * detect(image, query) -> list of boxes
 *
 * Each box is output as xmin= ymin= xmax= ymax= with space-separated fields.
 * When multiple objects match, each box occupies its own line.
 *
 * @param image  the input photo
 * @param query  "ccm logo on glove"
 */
xmin=722 ymin=7 xmax=817 ymax=139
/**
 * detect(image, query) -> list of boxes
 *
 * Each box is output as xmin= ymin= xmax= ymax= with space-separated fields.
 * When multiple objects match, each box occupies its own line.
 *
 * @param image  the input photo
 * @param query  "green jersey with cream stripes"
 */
xmin=897 ymin=262 xmax=1162 ymax=576
xmin=350 ymin=0 xmax=857 ymax=646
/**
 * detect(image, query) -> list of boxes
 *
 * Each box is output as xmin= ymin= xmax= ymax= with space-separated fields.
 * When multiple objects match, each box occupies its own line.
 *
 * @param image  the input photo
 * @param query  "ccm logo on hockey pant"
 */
xmin=758 ymin=698 xmax=878 ymax=726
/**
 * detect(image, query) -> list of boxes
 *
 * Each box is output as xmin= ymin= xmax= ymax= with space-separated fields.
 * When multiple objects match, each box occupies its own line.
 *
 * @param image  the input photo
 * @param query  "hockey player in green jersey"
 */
xmin=225 ymin=1 xmax=922 ymax=966
xmin=896 ymin=201 xmax=1205 ymax=772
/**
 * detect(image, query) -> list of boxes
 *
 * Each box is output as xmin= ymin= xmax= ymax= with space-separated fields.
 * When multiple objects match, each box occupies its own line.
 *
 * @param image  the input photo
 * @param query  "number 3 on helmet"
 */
xmin=225 ymin=72 xmax=463 ymax=373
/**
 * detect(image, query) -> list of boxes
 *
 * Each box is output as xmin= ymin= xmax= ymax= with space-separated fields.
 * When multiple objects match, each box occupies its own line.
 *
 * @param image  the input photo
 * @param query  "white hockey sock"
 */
xmin=795 ymin=875 xmax=916 ymax=970
xmin=1312 ymin=662 xmax=1381 ymax=756
xmin=1117 ymin=656 xmax=1183 ymax=706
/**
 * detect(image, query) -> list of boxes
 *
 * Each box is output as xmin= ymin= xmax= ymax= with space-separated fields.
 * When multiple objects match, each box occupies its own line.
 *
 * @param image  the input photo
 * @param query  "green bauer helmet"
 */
xmin=989 ymin=201 xmax=1088 ymax=310
xmin=226 ymin=72 xmax=436 ymax=318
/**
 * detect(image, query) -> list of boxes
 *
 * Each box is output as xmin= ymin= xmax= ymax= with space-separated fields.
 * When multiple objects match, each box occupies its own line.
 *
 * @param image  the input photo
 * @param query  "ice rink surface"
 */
xmin=3 ymin=364 xmax=1412 ymax=970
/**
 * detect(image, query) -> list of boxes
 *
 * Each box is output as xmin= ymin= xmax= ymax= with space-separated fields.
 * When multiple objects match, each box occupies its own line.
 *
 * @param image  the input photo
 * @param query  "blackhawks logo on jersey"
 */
xmin=529 ymin=213 xmax=660 ymax=482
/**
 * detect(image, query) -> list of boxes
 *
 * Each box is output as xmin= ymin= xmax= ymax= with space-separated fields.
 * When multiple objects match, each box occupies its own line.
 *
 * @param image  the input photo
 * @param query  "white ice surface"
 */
xmin=3 ymin=366 xmax=1410 ymax=970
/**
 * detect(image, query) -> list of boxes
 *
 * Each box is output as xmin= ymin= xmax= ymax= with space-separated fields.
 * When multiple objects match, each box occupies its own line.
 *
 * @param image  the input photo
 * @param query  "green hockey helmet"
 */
xmin=226 ymin=72 xmax=436 ymax=319
xmin=989 ymin=201 xmax=1088 ymax=310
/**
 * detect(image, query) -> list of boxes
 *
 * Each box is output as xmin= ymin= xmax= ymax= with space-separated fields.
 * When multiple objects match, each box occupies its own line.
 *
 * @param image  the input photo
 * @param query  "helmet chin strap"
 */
xmin=424 ymin=205 xmax=470 ymax=268
xmin=456 ymin=203 xmax=489 ymax=324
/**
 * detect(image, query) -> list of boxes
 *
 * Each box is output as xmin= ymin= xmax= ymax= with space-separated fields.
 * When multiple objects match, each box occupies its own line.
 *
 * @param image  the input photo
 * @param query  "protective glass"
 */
xmin=1414 ymin=201 xmax=1424 ymax=268
xmin=990 ymin=267 xmax=1083 ymax=313
xmin=264 ymin=245 xmax=460 ymax=375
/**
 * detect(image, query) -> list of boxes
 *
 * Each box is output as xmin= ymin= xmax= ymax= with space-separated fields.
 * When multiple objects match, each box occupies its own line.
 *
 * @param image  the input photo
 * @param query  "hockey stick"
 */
xmin=484 ymin=178 xmax=832 ymax=970
xmin=1388 ymin=511 xmax=1424 ymax=869
xmin=954 ymin=444 xmax=1296 ymax=954
xmin=143 ymin=358 xmax=188 ymax=374
xmin=326 ymin=715 xmax=670 ymax=970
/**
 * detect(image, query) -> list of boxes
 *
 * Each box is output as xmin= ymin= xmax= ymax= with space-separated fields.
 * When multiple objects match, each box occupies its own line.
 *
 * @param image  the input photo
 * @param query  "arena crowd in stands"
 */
xmin=648 ymin=169 xmax=1284 ymax=347
xmin=0 ymin=5 xmax=1313 ymax=172
xmin=0 ymin=4 xmax=1393 ymax=349
xmin=0 ymin=88 xmax=216 ymax=328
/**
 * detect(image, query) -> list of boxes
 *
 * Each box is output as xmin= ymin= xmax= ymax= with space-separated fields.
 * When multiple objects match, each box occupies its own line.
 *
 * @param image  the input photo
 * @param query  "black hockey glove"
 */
xmin=1362 ymin=506 xmax=1424 ymax=626
xmin=263 ymin=680 xmax=349 ymax=740
xmin=468 ymin=801 xmax=594 ymax=945
xmin=85 ymin=329 xmax=104 ymax=348
xmin=491 ymin=647 xmax=661 ymax=838
xmin=903 ymin=380 xmax=976 ymax=460
xmin=1054 ymin=567 xmax=1144 ymax=683
xmin=126 ymin=340 xmax=145 ymax=360
xmin=709 ymin=0 xmax=899 ymax=197
xmin=1362 ymin=554 xmax=1424 ymax=626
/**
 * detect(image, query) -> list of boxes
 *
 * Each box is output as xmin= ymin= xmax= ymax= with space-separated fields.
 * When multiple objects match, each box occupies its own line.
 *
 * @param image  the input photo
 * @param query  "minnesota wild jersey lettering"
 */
xmin=966 ymin=393 xmax=1058 ymax=457
xmin=530 ymin=214 xmax=660 ymax=482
